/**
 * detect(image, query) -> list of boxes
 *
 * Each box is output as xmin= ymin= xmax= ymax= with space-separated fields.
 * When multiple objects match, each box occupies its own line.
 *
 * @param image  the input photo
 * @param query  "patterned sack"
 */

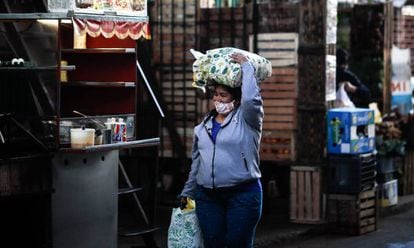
xmin=190 ymin=47 xmax=272 ymax=91
xmin=167 ymin=207 xmax=204 ymax=248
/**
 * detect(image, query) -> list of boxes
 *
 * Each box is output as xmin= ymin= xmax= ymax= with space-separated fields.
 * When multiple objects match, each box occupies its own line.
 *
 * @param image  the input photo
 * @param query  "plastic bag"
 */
xmin=167 ymin=203 xmax=204 ymax=248
xmin=190 ymin=47 xmax=272 ymax=91
xmin=334 ymin=83 xmax=355 ymax=108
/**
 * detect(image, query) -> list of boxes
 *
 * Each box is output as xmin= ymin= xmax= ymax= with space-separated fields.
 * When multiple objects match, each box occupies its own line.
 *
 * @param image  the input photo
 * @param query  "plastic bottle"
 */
xmin=113 ymin=118 xmax=127 ymax=143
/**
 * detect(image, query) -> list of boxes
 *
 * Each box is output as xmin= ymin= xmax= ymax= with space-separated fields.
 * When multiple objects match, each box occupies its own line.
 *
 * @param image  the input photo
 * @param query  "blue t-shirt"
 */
xmin=211 ymin=118 xmax=221 ymax=143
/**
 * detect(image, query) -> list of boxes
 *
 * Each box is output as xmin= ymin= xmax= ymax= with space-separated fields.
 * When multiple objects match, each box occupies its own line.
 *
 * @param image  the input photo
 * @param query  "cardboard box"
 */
xmin=327 ymin=108 xmax=375 ymax=154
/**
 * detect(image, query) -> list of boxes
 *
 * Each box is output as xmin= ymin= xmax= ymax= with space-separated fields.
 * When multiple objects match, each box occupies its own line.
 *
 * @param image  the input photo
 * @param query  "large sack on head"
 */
xmin=190 ymin=47 xmax=272 ymax=91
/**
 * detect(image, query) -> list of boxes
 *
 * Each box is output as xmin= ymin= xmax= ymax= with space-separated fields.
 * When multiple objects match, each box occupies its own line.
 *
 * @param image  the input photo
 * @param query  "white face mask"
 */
xmin=214 ymin=100 xmax=235 ymax=115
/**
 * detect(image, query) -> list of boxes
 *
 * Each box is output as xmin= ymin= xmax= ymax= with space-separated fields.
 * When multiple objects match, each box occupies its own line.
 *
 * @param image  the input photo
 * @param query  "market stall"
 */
xmin=0 ymin=1 xmax=162 ymax=247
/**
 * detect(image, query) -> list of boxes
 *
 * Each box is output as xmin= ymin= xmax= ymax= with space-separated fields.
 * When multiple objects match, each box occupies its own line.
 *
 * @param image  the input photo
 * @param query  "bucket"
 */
xmin=70 ymin=128 xmax=95 ymax=149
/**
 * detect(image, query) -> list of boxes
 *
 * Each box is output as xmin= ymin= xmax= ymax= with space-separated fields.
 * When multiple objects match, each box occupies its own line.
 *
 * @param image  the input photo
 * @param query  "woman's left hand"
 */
xmin=230 ymin=53 xmax=248 ymax=64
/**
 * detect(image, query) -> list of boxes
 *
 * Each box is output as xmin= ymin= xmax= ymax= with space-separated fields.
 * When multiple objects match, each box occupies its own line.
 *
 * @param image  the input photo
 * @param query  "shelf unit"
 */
xmin=59 ymin=22 xmax=138 ymax=126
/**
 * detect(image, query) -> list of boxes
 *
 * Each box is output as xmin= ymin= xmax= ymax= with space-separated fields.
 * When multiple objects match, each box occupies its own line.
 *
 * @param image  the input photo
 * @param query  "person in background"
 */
xmin=336 ymin=48 xmax=371 ymax=107
xmin=179 ymin=53 xmax=263 ymax=248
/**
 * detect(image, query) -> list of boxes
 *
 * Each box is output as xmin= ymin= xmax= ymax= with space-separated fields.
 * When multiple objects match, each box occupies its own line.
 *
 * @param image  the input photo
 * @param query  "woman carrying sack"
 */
xmin=179 ymin=53 xmax=264 ymax=248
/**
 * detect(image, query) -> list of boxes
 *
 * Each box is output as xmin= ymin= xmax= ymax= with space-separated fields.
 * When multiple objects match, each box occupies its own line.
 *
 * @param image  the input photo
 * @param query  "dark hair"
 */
xmin=336 ymin=48 xmax=349 ymax=66
xmin=214 ymin=83 xmax=242 ymax=101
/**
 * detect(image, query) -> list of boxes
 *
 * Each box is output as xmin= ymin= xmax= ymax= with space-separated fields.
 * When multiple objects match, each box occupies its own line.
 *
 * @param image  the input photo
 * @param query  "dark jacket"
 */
xmin=337 ymin=67 xmax=371 ymax=107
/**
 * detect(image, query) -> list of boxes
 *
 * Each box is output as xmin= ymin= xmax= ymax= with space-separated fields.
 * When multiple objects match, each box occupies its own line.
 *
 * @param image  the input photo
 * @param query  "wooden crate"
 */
xmin=251 ymin=33 xmax=299 ymax=163
xmin=261 ymin=130 xmax=295 ymax=162
xmin=399 ymin=150 xmax=414 ymax=195
xmin=327 ymin=190 xmax=378 ymax=235
xmin=249 ymin=33 xmax=298 ymax=67
xmin=290 ymin=166 xmax=323 ymax=223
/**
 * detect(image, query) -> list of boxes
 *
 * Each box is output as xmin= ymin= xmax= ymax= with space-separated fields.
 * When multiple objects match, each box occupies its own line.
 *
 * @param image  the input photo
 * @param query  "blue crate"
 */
xmin=327 ymin=108 xmax=375 ymax=154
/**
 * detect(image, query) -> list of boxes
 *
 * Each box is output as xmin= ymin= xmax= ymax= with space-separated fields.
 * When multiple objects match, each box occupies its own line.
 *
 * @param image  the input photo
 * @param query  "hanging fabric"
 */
xmin=73 ymin=18 xmax=151 ymax=40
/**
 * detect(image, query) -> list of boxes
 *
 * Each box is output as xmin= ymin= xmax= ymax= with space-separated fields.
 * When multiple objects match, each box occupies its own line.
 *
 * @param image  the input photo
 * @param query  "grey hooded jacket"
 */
xmin=181 ymin=62 xmax=264 ymax=199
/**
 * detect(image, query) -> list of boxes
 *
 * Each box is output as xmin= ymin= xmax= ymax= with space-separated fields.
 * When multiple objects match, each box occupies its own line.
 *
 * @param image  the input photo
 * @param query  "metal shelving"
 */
xmin=0 ymin=11 xmax=148 ymax=22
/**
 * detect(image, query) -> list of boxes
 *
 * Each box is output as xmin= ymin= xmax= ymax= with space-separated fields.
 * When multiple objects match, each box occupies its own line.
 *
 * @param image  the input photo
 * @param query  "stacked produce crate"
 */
xmin=250 ymin=33 xmax=298 ymax=162
xmin=289 ymin=166 xmax=323 ymax=224
xmin=326 ymin=108 xmax=378 ymax=235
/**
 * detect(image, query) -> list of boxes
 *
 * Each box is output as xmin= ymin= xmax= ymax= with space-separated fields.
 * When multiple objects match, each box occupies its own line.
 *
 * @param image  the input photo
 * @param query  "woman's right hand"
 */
xmin=230 ymin=53 xmax=248 ymax=64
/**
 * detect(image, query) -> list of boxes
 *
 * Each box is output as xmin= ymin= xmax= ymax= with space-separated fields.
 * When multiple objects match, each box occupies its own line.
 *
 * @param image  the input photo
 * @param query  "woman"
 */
xmin=180 ymin=53 xmax=263 ymax=248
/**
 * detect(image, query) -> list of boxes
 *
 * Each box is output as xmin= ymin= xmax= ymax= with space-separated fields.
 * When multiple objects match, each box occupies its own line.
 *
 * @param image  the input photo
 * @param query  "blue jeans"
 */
xmin=194 ymin=185 xmax=262 ymax=248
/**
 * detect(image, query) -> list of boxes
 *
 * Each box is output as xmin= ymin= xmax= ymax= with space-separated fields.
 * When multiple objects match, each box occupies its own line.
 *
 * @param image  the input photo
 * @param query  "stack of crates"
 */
xmin=326 ymin=108 xmax=378 ymax=235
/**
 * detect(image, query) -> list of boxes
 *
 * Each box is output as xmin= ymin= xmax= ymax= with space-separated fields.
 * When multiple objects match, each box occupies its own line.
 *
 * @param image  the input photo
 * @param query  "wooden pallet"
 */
xmin=290 ymin=166 xmax=323 ymax=223
xmin=327 ymin=190 xmax=378 ymax=235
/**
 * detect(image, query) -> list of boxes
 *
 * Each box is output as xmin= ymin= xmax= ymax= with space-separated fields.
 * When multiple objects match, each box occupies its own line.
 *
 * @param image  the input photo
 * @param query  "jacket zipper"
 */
xmin=212 ymin=144 xmax=216 ymax=188
xmin=242 ymin=152 xmax=249 ymax=171
xmin=203 ymin=112 xmax=236 ymax=189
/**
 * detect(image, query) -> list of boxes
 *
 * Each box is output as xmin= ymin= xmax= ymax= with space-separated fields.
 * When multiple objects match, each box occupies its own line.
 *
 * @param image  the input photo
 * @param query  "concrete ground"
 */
xmin=118 ymin=196 xmax=323 ymax=248
xmin=119 ymin=194 xmax=414 ymax=248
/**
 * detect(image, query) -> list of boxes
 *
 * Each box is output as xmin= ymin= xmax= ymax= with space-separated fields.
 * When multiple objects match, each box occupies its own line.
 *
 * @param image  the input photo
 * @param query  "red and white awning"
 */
xmin=73 ymin=18 xmax=151 ymax=40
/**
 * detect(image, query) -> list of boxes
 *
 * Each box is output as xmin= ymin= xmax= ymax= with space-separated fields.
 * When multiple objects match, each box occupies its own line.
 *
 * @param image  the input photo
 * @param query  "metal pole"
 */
xmin=136 ymin=60 xmax=165 ymax=117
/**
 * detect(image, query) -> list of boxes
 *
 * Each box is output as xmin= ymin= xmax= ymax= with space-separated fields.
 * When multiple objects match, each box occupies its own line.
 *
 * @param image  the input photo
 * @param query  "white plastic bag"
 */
xmin=167 ymin=207 xmax=204 ymax=248
xmin=334 ymin=83 xmax=355 ymax=108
